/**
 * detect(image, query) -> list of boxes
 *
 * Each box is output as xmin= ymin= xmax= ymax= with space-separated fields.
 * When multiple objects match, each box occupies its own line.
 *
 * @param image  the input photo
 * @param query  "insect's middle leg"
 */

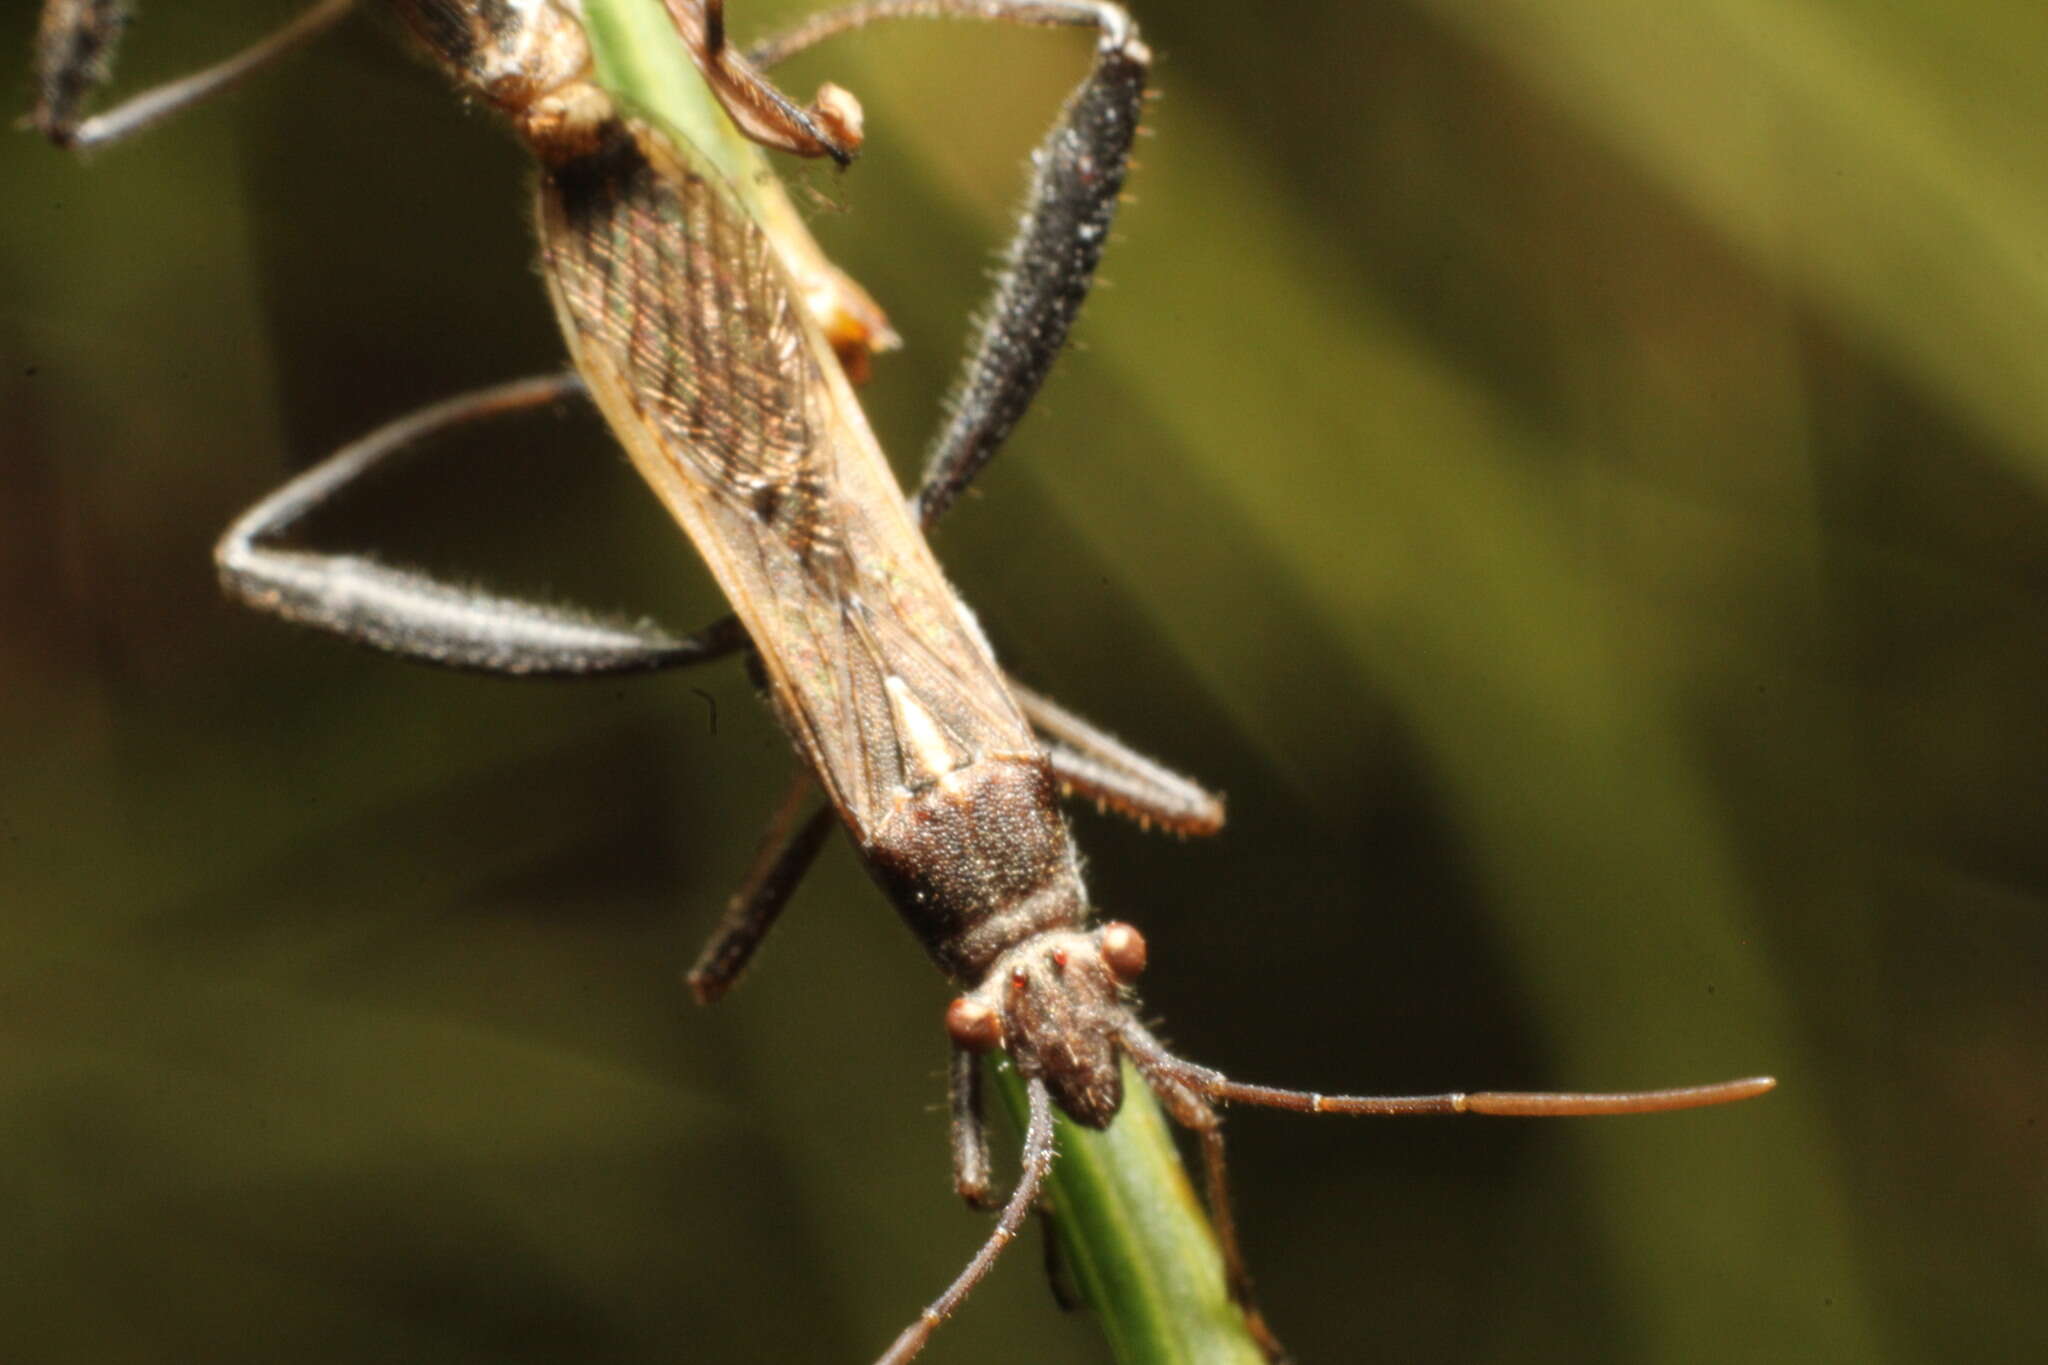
xmin=217 ymin=373 xmax=746 ymax=677
xmin=742 ymin=1 xmax=1151 ymax=527
xmin=686 ymin=768 xmax=837 ymax=1003
xmin=1011 ymin=680 xmax=1226 ymax=836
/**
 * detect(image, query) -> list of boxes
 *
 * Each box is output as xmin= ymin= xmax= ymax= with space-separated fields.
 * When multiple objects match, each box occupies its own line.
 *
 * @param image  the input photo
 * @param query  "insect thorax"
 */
xmin=390 ymin=0 xmax=592 ymax=124
xmin=862 ymin=756 xmax=1090 ymax=984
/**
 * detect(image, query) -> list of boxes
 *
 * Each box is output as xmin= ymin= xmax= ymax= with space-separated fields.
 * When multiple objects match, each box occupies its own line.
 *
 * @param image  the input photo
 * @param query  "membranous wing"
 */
xmin=537 ymin=115 xmax=1039 ymax=835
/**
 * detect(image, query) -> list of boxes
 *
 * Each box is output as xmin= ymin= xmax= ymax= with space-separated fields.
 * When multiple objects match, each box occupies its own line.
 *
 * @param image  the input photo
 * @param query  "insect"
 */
xmin=29 ymin=0 xmax=1777 ymax=1360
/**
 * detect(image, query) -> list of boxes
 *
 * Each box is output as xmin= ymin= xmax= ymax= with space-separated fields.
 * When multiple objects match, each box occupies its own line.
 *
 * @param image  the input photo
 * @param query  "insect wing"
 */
xmin=536 ymin=118 xmax=1038 ymax=836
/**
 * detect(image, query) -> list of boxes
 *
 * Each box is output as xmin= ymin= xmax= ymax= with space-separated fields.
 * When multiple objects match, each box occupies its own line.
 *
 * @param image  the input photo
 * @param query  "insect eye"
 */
xmin=1099 ymin=921 xmax=1148 ymax=981
xmin=944 ymin=996 xmax=1002 ymax=1053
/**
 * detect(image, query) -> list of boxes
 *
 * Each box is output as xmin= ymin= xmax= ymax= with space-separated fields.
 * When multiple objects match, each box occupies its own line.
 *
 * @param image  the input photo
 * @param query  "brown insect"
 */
xmin=28 ymin=1 xmax=1776 ymax=1360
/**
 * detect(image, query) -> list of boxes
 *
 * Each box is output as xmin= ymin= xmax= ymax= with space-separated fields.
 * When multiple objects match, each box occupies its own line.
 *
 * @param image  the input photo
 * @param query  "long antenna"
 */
xmin=1119 ymin=1024 xmax=1775 ymax=1117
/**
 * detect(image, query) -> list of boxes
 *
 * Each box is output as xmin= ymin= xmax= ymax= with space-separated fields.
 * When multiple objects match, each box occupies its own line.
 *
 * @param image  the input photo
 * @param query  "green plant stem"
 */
xmin=577 ymin=3 xmax=1269 ymax=1359
xmin=992 ymin=1059 xmax=1266 ymax=1365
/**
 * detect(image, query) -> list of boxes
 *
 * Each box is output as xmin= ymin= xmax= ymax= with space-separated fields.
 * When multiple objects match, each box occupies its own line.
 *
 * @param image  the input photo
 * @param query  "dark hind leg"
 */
xmin=741 ymin=0 xmax=1151 ymax=528
xmin=216 ymin=374 xmax=746 ymax=677
xmin=30 ymin=0 xmax=355 ymax=149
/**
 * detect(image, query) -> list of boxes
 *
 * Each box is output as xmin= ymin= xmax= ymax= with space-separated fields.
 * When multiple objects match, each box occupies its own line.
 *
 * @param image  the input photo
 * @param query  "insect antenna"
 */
xmin=1114 ymin=1017 xmax=1773 ymax=1362
xmin=1118 ymin=1019 xmax=1775 ymax=1118
xmin=878 ymin=1075 xmax=1058 ymax=1365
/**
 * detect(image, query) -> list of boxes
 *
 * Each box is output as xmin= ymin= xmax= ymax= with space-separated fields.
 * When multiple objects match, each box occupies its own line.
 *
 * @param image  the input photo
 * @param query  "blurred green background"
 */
xmin=5 ymin=1 xmax=2044 ymax=1361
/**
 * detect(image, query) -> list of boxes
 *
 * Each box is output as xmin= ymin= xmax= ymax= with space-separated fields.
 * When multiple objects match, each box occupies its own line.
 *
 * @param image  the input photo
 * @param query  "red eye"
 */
xmin=944 ymin=997 xmax=1002 ymax=1053
xmin=1100 ymin=922 xmax=1148 ymax=981
xmin=1050 ymin=947 xmax=1069 ymax=970
xmin=1009 ymin=967 xmax=1029 ymax=991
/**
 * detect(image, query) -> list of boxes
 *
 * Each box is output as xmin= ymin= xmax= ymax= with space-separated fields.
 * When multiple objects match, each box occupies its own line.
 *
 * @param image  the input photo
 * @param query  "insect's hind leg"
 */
xmin=218 ymin=373 xmax=746 ymax=677
xmin=742 ymin=1 xmax=1150 ymax=528
xmin=746 ymin=1 xmax=1136 ymax=73
xmin=30 ymin=0 xmax=355 ymax=149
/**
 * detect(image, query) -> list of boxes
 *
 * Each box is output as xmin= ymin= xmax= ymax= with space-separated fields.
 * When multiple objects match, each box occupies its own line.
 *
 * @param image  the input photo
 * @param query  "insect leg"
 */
xmin=739 ymin=2 xmax=1150 ymax=528
xmin=685 ymin=770 xmax=837 ymax=1003
xmin=877 ymin=1076 xmax=1057 ymax=1365
xmin=1036 ymin=1203 xmax=1085 ymax=1311
xmin=745 ymin=0 xmax=1136 ymax=71
xmin=1008 ymin=677 xmax=1225 ymax=837
xmin=947 ymin=1046 xmax=997 ymax=1208
xmin=217 ymin=374 xmax=746 ymax=677
xmin=1119 ymin=1022 xmax=1291 ymax=1363
xmin=30 ymin=0 xmax=355 ymax=150
xmin=665 ymin=0 xmax=863 ymax=164
xmin=911 ymin=5 xmax=1148 ymax=528
xmin=1189 ymin=1121 xmax=1290 ymax=1363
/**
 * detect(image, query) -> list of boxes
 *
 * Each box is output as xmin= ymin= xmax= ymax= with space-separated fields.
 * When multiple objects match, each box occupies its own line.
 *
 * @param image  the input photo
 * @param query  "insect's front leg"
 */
xmin=1122 ymin=1019 xmax=1291 ymax=1363
xmin=948 ymin=1043 xmax=998 ymax=1208
xmin=217 ymin=374 xmax=747 ymax=677
xmin=879 ymin=1076 xmax=1058 ymax=1365
xmin=28 ymin=0 xmax=355 ymax=149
